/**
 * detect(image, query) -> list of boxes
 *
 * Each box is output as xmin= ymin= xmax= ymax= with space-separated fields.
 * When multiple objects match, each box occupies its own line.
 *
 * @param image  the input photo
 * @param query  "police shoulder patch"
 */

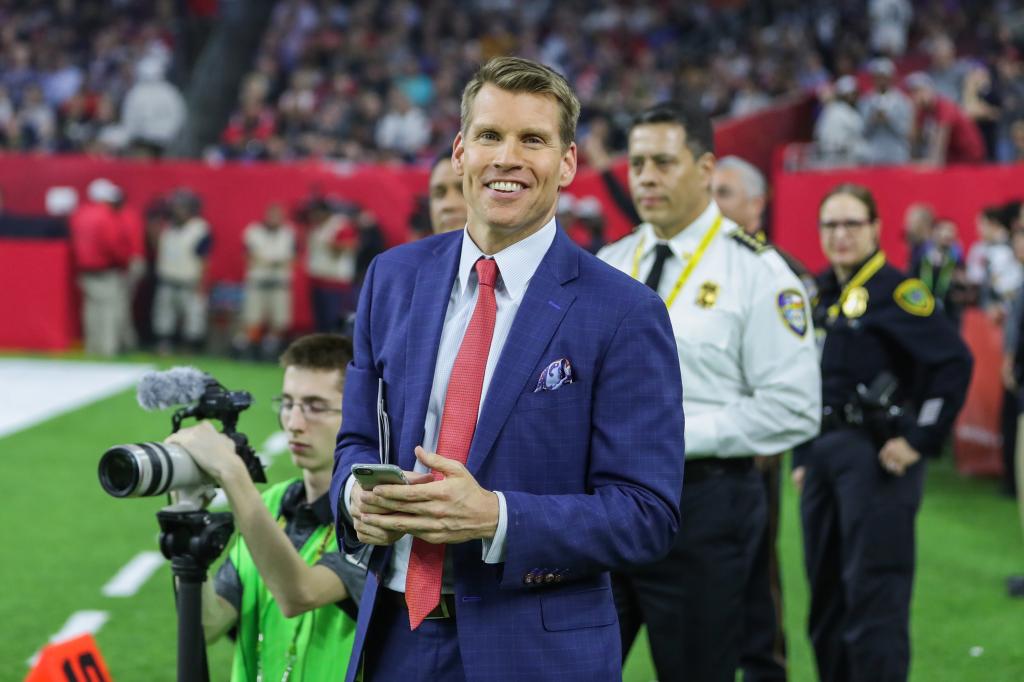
xmin=729 ymin=229 xmax=773 ymax=254
xmin=893 ymin=278 xmax=935 ymax=317
xmin=776 ymin=288 xmax=808 ymax=337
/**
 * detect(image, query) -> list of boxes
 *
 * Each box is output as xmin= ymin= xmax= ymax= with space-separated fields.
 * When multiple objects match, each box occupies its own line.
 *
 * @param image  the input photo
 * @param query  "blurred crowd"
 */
xmin=0 ymin=0 xmax=185 ymax=157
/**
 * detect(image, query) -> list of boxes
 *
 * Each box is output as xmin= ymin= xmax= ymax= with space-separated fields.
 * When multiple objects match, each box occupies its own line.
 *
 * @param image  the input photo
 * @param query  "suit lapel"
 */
xmin=401 ymin=235 xmax=461 ymax=470
xmin=467 ymin=230 xmax=579 ymax=474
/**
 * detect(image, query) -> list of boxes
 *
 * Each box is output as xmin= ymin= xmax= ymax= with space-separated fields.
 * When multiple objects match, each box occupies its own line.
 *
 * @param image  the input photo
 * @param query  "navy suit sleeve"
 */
xmin=330 ymin=258 xmax=383 ymax=552
xmin=499 ymin=292 xmax=685 ymax=588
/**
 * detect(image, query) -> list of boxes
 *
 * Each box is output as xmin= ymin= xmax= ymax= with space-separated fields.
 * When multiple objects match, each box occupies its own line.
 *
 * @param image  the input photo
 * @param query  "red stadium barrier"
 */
xmin=954 ymin=309 xmax=1005 ymax=477
xmin=771 ymin=163 xmax=1024 ymax=272
xmin=0 ymin=239 xmax=76 ymax=351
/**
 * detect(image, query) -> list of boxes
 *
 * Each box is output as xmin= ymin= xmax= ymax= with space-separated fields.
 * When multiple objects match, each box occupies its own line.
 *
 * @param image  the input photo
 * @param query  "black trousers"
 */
xmin=740 ymin=456 xmax=788 ymax=682
xmin=800 ymin=429 xmax=925 ymax=682
xmin=613 ymin=464 xmax=765 ymax=682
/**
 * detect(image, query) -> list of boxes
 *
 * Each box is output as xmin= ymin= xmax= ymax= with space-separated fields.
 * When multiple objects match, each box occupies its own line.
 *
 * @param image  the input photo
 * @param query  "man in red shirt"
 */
xmin=905 ymin=71 xmax=985 ymax=165
xmin=69 ymin=178 xmax=131 ymax=356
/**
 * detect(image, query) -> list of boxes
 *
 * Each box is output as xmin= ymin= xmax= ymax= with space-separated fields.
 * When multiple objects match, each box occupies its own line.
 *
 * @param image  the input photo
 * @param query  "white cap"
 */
xmin=45 ymin=186 xmax=78 ymax=216
xmin=576 ymin=196 xmax=602 ymax=218
xmin=87 ymin=178 xmax=121 ymax=203
xmin=835 ymin=75 xmax=858 ymax=96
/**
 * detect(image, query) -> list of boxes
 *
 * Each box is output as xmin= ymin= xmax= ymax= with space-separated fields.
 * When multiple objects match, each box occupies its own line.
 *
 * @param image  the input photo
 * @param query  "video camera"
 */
xmin=97 ymin=367 xmax=266 ymax=499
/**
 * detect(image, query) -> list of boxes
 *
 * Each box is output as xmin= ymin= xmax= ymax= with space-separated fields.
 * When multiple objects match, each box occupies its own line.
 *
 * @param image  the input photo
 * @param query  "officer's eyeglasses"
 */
xmin=819 ymin=219 xmax=872 ymax=231
xmin=271 ymin=396 xmax=342 ymax=420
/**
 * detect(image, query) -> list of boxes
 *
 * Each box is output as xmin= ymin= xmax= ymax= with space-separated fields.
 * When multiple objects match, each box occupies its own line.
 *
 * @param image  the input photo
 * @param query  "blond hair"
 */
xmin=460 ymin=56 xmax=580 ymax=150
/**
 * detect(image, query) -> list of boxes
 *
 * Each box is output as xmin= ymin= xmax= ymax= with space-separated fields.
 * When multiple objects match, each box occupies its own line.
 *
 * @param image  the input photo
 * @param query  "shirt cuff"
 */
xmin=342 ymin=475 xmax=357 ymax=522
xmin=480 ymin=491 xmax=507 ymax=564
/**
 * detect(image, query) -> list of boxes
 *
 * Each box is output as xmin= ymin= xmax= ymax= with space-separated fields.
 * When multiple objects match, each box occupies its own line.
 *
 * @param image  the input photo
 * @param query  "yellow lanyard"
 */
xmin=630 ymin=214 xmax=723 ymax=309
xmin=827 ymin=251 xmax=886 ymax=320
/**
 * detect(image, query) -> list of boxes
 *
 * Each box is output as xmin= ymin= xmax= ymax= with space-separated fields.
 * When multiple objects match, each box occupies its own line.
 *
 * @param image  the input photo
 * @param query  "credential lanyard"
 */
xmin=827 ymin=251 xmax=886 ymax=320
xmin=630 ymin=214 xmax=723 ymax=309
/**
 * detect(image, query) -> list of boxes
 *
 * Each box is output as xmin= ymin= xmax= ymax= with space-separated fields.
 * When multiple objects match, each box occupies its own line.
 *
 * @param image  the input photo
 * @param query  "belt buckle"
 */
xmin=424 ymin=596 xmax=451 ymax=620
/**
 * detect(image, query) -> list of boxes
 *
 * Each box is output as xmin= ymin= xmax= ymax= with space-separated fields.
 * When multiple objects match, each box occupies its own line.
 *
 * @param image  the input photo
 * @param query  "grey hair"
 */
xmin=716 ymin=156 xmax=766 ymax=199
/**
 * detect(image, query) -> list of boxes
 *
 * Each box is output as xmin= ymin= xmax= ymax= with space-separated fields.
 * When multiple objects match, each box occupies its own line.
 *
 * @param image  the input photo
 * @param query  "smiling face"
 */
xmin=628 ymin=123 xmax=713 ymax=239
xmin=819 ymin=192 xmax=880 ymax=274
xmin=453 ymin=84 xmax=577 ymax=253
xmin=279 ymin=366 xmax=343 ymax=475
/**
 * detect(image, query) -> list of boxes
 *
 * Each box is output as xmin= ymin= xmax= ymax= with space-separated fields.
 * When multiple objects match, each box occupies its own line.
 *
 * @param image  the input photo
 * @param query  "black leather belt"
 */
xmin=685 ymin=456 xmax=753 ymax=483
xmin=381 ymin=588 xmax=457 ymax=620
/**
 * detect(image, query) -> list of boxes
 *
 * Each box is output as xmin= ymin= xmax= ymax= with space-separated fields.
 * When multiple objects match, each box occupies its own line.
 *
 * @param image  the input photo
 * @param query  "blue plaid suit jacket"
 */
xmin=330 ymin=227 xmax=685 ymax=682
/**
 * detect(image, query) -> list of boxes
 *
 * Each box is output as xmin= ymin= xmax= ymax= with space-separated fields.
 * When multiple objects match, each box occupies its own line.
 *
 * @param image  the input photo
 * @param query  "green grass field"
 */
xmin=2 ymin=354 xmax=1022 ymax=681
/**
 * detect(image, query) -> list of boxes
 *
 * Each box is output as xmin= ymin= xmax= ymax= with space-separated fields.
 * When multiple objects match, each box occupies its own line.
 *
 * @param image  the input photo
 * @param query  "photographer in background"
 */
xmin=165 ymin=334 xmax=363 ymax=681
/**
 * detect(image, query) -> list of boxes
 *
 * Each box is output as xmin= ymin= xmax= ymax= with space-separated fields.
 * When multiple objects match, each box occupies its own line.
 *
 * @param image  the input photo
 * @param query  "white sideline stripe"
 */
xmin=211 ymin=430 xmax=289 ymax=509
xmin=0 ymin=359 xmax=152 ymax=438
xmin=26 ymin=610 xmax=110 ymax=667
xmin=101 ymin=551 xmax=166 ymax=597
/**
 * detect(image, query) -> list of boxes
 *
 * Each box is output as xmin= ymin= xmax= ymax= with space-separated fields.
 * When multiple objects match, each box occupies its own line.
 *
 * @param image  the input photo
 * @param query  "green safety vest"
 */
xmin=229 ymin=479 xmax=356 ymax=681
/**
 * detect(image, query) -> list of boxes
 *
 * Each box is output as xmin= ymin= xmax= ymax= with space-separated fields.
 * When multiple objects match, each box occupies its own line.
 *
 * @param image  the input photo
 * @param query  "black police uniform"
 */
xmin=795 ymin=252 xmax=972 ymax=682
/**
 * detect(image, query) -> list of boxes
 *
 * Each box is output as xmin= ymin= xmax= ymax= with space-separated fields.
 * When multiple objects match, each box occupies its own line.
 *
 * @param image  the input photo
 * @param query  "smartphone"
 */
xmin=351 ymin=463 xmax=410 ymax=490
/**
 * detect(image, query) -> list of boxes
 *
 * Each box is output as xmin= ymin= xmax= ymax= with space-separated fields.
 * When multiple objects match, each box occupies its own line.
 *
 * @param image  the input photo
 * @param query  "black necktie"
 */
xmin=644 ymin=244 xmax=674 ymax=293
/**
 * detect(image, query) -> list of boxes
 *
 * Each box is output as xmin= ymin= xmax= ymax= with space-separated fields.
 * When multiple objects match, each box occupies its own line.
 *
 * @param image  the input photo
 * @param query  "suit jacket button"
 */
xmin=544 ymin=573 xmax=555 ymax=583
xmin=524 ymin=575 xmax=533 ymax=585
xmin=554 ymin=575 xmax=563 ymax=583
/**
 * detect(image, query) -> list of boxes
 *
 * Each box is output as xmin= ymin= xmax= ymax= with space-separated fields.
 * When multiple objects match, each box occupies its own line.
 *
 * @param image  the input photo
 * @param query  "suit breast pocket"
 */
xmin=515 ymin=382 xmax=584 ymax=412
xmin=540 ymin=586 xmax=617 ymax=631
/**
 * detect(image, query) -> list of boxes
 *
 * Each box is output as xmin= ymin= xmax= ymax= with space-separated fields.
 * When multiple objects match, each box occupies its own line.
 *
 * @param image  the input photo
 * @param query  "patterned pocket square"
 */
xmin=534 ymin=358 xmax=574 ymax=392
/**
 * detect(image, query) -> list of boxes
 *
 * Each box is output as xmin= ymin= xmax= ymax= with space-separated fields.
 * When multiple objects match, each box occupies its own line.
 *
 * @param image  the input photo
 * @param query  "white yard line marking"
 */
xmin=27 ymin=610 xmax=110 ymax=667
xmin=0 ymin=359 xmax=152 ymax=438
xmin=101 ymin=551 xmax=165 ymax=597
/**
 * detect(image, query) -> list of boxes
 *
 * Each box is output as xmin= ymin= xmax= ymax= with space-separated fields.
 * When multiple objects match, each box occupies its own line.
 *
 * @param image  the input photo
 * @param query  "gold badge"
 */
xmin=696 ymin=281 xmax=719 ymax=309
xmin=842 ymin=286 xmax=868 ymax=318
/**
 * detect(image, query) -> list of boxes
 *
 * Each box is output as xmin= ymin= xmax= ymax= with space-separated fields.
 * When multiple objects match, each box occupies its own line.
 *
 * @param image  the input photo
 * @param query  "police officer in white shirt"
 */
xmin=598 ymin=102 xmax=821 ymax=682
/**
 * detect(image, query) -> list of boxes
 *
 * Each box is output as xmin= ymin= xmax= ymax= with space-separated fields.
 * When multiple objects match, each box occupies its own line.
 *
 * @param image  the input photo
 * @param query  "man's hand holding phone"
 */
xmin=350 ymin=463 xmax=432 ymax=546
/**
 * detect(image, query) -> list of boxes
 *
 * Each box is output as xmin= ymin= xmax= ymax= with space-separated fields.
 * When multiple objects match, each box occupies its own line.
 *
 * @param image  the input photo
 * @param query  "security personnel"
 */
xmin=792 ymin=183 xmax=972 ymax=682
xmin=598 ymin=102 xmax=821 ymax=682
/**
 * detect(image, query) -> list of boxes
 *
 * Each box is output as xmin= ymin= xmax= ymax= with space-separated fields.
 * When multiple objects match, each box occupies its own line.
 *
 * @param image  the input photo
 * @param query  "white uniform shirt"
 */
xmin=243 ymin=222 xmax=296 ymax=284
xmin=306 ymin=215 xmax=356 ymax=284
xmin=597 ymin=202 xmax=821 ymax=458
xmin=156 ymin=217 xmax=210 ymax=284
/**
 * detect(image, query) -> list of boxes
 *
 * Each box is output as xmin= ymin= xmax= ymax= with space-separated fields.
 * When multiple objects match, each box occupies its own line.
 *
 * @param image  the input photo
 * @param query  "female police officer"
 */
xmin=792 ymin=183 xmax=972 ymax=682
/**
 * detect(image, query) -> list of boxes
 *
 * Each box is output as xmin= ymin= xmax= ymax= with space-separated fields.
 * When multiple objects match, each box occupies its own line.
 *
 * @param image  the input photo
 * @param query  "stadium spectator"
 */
xmin=911 ymin=218 xmax=968 ymax=327
xmin=966 ymin=205 xmax=1022 ymax=317
xmin=152 ymin=189 xmax=212 ymax=354
xmin=1010 ymin=118 xmax=1024 ymax=162
xmin=114 ymin=190 xmax=146 ymax=352
xmin=121 ymin=56 xmax=187 ymax=157
xmin=903 ymin=202 xmax=936 ymax=265
xmin=428 ymin=153 xmax=467 ymax=234
xmin=573 ymin=195 xmax=606 ymax=254
xmin=860 ymin=57 xmax=914 ymax=165
xmin=304 ymin=198 xmax=356 ymax=333
xmin=906 ymin=71 xmax=986 ymax=165
xmin=234 ymin=203 xmax=297 ymax=360
xmin=814 ymin=76 xmax=867 ymax=168
xmin=961 ymin=64 xmax=1002 ymax=161
xmin=69 ymin=179 xmax=131 ymax=357
xmin=375 ymin=87 xmax=431 ymax=159
xmin=166 ymin=334 xmax=363 ymax=681
xmin=712 ymin=155 xmax=767 ymax=236
xmin=869 ymin=0 xmax=913 ymax=57
xmin=926 ymin=33 xmax=970 ymax=103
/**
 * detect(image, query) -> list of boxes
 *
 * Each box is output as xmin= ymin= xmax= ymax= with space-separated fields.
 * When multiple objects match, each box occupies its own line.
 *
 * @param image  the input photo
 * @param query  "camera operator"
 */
xmin=165 ymin=334 xmax=363 ymax=681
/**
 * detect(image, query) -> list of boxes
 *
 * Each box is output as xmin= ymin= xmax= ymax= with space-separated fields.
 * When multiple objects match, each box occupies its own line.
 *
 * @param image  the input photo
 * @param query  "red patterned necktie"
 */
xmin=406 ymin=257 xmax=499 ymax=629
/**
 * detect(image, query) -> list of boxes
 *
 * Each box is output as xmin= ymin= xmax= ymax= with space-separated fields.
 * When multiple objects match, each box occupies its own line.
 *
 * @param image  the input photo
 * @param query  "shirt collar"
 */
xmin=456 ymin=216 xmax=557 ymax=301
xmin=637 ymin=200 xmax=722 ymax=261
xmin=281 ymin=479 xmax=334 ymax=527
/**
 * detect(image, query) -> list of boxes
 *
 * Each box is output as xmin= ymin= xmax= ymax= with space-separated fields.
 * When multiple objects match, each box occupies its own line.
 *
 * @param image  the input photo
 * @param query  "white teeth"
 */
xmin=489 ymin=181 xmax=523 ymax=192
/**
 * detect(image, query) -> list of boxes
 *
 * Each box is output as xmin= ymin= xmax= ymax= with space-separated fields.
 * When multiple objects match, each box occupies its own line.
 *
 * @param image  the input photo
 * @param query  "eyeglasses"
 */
xmin=819 ymin=219 xmax=873 ymax=231
xmin=271 ymin=396 xmax=342 ymax=419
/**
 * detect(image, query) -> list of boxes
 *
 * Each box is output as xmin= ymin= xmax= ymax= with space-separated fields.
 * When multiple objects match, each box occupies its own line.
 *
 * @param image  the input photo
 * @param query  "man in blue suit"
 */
xmin=330 ymin=56 xmax=685 ymax=682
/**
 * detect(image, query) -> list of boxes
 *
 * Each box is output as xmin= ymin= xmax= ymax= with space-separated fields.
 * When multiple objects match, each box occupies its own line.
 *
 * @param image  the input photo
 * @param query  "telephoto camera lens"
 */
xmin=98 ymin=443 xmax=211 ymax=497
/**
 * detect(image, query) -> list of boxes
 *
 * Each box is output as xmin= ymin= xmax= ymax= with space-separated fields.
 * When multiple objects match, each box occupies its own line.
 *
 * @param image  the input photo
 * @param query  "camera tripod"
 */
xmin=157 ymin=502 xmax=234 ymax=682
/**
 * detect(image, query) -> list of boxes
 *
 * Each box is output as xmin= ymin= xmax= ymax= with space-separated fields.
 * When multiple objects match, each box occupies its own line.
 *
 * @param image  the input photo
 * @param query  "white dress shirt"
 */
xmin=346 ymin=217 xmax=557 ymax=593
xmin=597 ymin=202 xmax=821 ymax=458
